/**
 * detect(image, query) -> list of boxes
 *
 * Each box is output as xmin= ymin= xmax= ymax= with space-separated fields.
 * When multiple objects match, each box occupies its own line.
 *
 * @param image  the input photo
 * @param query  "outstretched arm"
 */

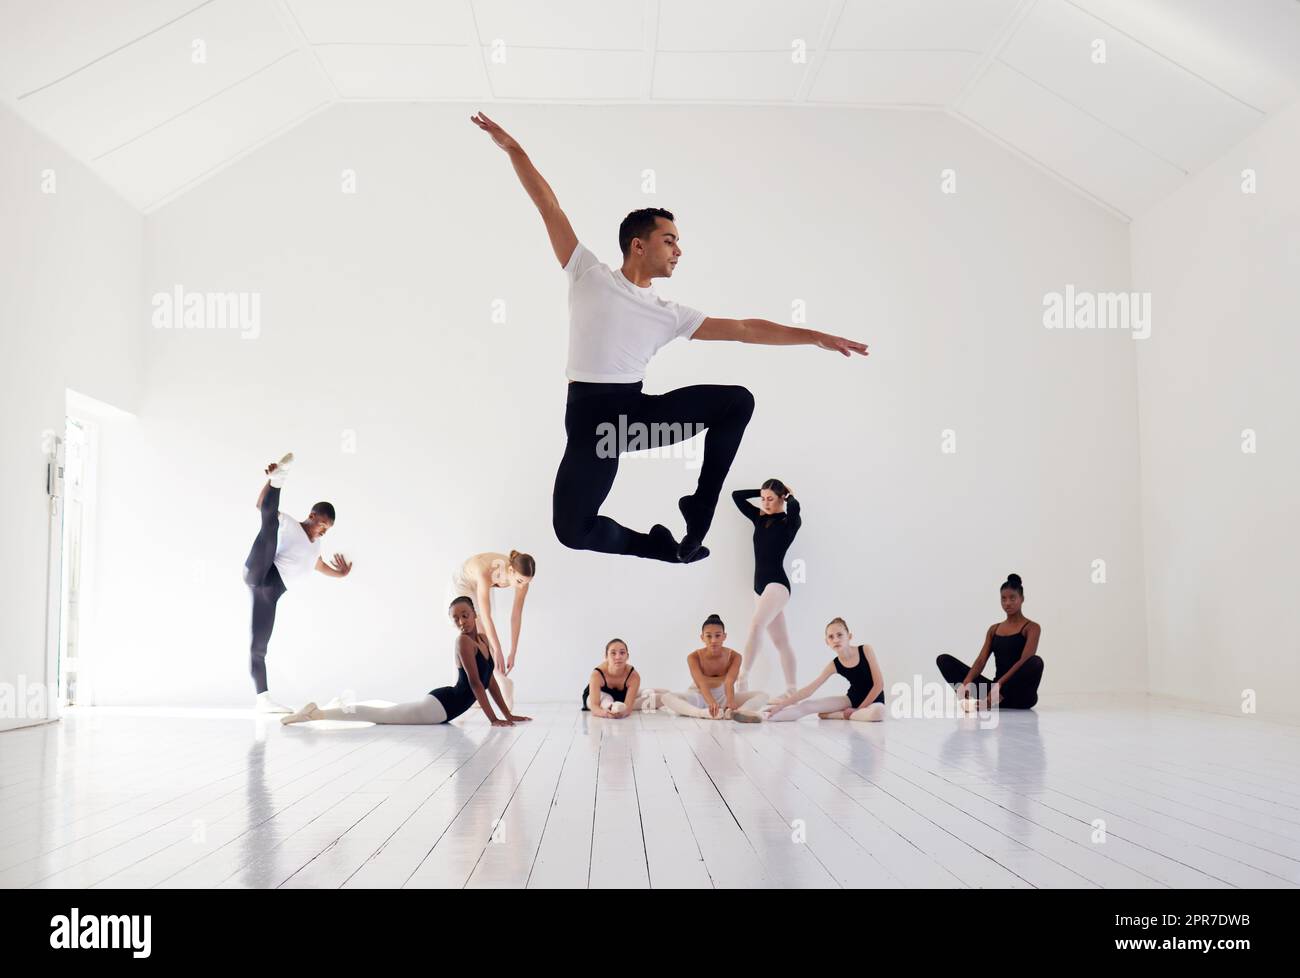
xmin=470 ymin=111 xmax=578 ymax=267
xmin=475 ymin=576 xmax=505 ymax=668
xmin=770 ymin=661 xmax=835 ymax=709
xmin=315 ymin=554 xmax=352 ymax=578
xmin=507 ymin=583 xmax=528 ymax=674
xmin=692 ymin=317 xmax=868 ymax=358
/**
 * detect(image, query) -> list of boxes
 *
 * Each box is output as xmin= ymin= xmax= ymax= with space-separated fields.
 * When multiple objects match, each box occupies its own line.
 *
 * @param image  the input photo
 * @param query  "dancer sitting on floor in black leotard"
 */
xmin=653 ymin=614 xmax=767 ymax=722
xmin=764 ymin=617 xmax=886 ymax=722
xmin=937 ymin=573 xmax=1043 ymax=710
xmin=471 ymin=110 xmax=868 ymax=565
xmin=281 ymin=597 xmax=532 ymax=727
xmin=581 ymin=638 xmax=652 ymax=718
xmin=733 ymin=480 xmax=802 ymax=696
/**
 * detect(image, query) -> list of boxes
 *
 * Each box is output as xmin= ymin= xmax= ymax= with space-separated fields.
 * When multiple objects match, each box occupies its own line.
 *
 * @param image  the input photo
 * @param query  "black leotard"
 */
xmin=732 ymin=489 xmax=801 ymax=595
xmin=580 ymin=665 xmax=636 ymax=711
xmin=430 ymin=639 xmax=495 ymax=722
xmin=990 ymin=621 xmax=1031 ymax=678
xmin=834 ymin=644 xmax=884 ymax=709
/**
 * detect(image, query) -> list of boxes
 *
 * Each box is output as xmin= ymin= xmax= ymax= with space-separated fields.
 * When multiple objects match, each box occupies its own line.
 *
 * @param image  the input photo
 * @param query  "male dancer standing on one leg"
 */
xmin=471 ymin=111 xmax=869 ymax=563
xmin=244 ymin=453 xmax=352 ymax=712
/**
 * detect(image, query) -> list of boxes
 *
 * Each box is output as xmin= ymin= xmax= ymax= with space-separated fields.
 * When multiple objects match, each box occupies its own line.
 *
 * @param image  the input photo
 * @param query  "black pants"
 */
xmin=937 ymin=653 xmax=1044 ymax=709
xmin=244 ymin=486 xmax=287 ymax=695
xmin=552 ymin=381 xmax=755 ymax=559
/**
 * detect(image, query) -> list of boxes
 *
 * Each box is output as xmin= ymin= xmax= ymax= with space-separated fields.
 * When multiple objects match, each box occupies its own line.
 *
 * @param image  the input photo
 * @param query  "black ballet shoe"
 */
xmin=678 ymin=540 xmax=710 ymax=564
xmin=645 ymin=523 xmax=683 ymax=563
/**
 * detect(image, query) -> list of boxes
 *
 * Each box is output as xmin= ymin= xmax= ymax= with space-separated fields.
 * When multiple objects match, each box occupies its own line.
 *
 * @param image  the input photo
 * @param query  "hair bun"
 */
xmin=1007 ymin=573 xmax=1022 ymax=585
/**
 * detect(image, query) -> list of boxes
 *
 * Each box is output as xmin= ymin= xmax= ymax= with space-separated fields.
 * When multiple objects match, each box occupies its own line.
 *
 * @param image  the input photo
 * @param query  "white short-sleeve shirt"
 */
xmin=564 ymin=242 xmax=707 ymax=383
xmin=273 ymin=512 xmax=321 ymax=586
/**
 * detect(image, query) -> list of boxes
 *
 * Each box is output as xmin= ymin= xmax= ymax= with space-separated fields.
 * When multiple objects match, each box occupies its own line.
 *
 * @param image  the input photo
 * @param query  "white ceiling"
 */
xmin=3 ymin=0 xmax=1298 ymax=217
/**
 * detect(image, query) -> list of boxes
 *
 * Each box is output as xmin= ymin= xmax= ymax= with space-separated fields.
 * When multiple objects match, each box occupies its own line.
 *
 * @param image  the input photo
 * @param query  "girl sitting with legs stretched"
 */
xmin=581 ymin=638 xmax=654 ymax=717
xmin=656 ymin=614 xmax=767 ymax=722
xmin=764 ymin=617 xmax=886 ymax=723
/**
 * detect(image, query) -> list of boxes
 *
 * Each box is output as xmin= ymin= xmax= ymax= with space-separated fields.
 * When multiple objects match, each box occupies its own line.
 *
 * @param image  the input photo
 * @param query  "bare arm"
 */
xmin=485 ymin=673 xmax=514 ymax=721
xmin=772 ymin=661 xmax=836 ymax=708
xmin=686 ymin=653 xmax=719 ymax=712
xmin=860 ymin=644 xmax=885 ymax=707
xmin=470 ymin=111 xmax=578 ymax=267
xmin=459 ymin=637 xmax=503 ymax=724
xmin=691 ymin=317 xmax=868 ymax=358
xmin=723 ymin=650 xmax=744 ymax=708
xmin=624 ymin=671 xmax=642 ymax=713
xmin=962 ymin=628 xmax=996 ymax=693
xmin=475 ymin=576 xmax=505 ymax=667
xmin=587 ymin=671 xmax=615 ymax=718
xmin=507 ymin=583 xmax=528 ymax=670
xmin=314 ymin=554 xmax=352 ymax=578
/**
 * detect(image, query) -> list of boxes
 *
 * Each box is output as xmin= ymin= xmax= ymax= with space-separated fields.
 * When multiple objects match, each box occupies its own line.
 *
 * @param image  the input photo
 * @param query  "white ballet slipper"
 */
xmin=267 ymin=452 xmax=294 ymax=488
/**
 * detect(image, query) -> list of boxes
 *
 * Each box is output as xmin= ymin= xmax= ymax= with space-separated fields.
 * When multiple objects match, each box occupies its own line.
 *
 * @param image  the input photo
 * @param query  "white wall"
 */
xmin=1132 ymin=98 xmax=1300 ymax=717
xmin=0 ymin=104 xmax=142 ymax=725
xmin=89 ymin=102 xmax=1144 ymax=706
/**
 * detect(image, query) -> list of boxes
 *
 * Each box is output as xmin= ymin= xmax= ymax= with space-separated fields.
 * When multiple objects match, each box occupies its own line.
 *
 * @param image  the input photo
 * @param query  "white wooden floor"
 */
xmin=1 ymin=699 xmax=1298 ymax=889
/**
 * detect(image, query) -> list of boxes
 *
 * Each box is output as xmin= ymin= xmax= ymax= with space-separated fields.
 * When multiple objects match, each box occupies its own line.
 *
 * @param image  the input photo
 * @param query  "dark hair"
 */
xmin=761 ymin=478 xmax=791 ymax=500
xmin=449 ymin=595 xmax=475 ymax=613
xmin=605 ymin=638 xmax=628 ymax=655
xmin=619 ymin=207 xmax=675 ymax=258
xmin=1000 ymin=573 xmax=1024 ymax=596
xmin=311 ymin=501 xmax=336 ymax=522
xmin=508 ymin=550 xmax=536 ymax=577
xmin=701 ymin=613 xmax=725 ymax=631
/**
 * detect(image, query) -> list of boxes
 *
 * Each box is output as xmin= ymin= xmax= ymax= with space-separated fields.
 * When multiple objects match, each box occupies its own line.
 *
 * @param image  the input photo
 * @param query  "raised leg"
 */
xmin=243 ymin=485 xmax=281 ymax=586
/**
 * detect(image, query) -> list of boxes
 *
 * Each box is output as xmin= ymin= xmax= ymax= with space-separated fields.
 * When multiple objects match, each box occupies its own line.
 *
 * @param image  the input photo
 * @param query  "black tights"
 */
xmin=552 ymin=381 xmax=755 ymax=561
xmin=244 ymin=486 xmax=286 ymax=694
xmin=937 ymin=653 xmax=1044 ymax=709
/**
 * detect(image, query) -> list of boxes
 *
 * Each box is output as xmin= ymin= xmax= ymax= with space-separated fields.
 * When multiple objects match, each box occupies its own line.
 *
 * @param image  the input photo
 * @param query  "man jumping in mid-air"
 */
xmin=471 ymin=111 xmax=868 ymax=564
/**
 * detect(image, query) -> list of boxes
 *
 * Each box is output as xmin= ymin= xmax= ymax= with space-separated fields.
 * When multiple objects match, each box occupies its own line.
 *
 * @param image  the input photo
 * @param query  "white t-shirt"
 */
xmin=273 ymin=512 xmax=321 ymax=586
xmin=564 ymin=241 xmax=707 ymax=383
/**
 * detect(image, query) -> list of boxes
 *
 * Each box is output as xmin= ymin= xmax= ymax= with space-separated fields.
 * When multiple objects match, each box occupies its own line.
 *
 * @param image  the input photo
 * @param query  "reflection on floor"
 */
xmin=1 ymin=698 xmax=1297 ymax=888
